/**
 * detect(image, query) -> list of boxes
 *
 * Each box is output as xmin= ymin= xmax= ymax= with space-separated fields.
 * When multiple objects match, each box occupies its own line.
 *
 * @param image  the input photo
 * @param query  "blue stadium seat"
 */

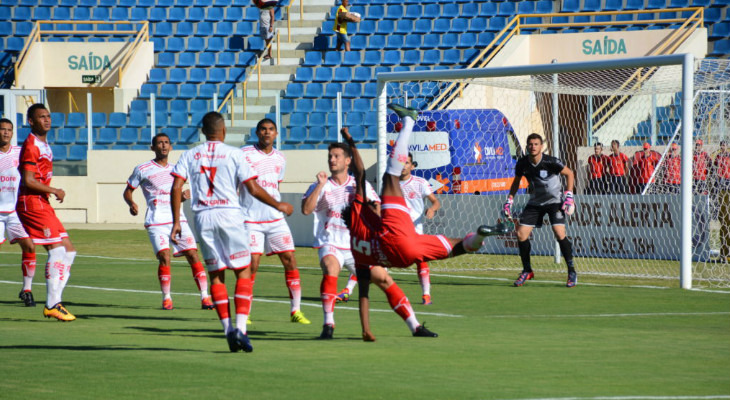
xmin=178 ymin=52 xmax=196 ymax=67
xmin=450 ymin=18 xmax=469 ymax=33
xmin=334 ymin=66 xmax=352 ymax=82
xmin=207 ymin=37 xmax=225 ymax=52
xmin=243 ymin=6 xmax=259 ymax=21
xmin=362 ymin=51 xmax=382 ymax=66
xmin=348 ymin=125 xmax=365 ymax=141
xmin=56 ymin=128 xmax=77 ymax=144
xmin=130 ymin=7 xmax=148 ymax=21
xmin=158 ymin=84 xmax=179 ymax=99
xmin=462 ymin=3 xmax=478 ymax=16
xmin=238 ymin=52 xmax=257 ymax=67
xmin=180 ymin=84 xmax=199 ymax=99
xmin=149 ymin=69 xmax=166 ymax=84
xmin=175 ymin=22 xmax=193 ymax=36
xmin=228 ymin=67 xmax=245 ymax=82
xmin=294 ymin=67 xmax=314 ymax=82
xmin=6 ymin=37 xmax=26 ymax=52
xmin=346 ymin=112 xmax=364 ymax=126
xmin=439 ymin=33 xmax=459 ymax=49
xmin=287 ymin=127 xmax=307 ymax=143
xmin=402 ymin=50 xmax=420 ymax=66
xmin=50 ymin=145 xmax=67 ymax=161
xmin=280 ymin=98 xmax=294 ymax=114
xmin=303 ymin=52 xmax=322 ymax=67
xmin=225 ymin=7 xmax=243 ymax=21
xmin=421 ymin=34 xmax=440 ymax=49
xmin=367 ymin=35 xmax=386 ymax=50
xmin=469 ymin=17 xmax=488 ymax=33
xmin=352 ymin=66 xmax=371 ymax=82
xmin=169 ymin=112 xmax=189 ymax=128
xmin=149 ymin=7 xmax=167 ymax=22
xmin=432 ymin=19 xmax=451 ymax=34
xmin=305 ymin=127 xmax=326 ymax=144
xmin=50 ymin=112 xmax=65 ymax=129
xmin=13 ymin=6 xmax=31 ymax=21
xmin=97 ymin=128 xmax=118 ymax=144
xmin=66 ymin=112 xmax=86 ymax=128
xmin=342 ymin=51 xmax=361 ymax=66
xmin=477 ymin=32 xmax=495 ymax=47
xmin=442 ymin=49 xmax=461 ymax=65
xmin=206 ymin=7 xmax=223 ymax=21
xmin=119 ymin=128 xmax=140 ymax=145
xmin=304 ymin=83 xmax=324 ymax=98
xmin=92 ymin=112 xmax=106 ymax=127
xmin=190 ymin=99 xmax=209 ymax=113
xmin=479 ymin=2 xmax=497 ymax=17
xmin=382 ymin=50 xmax=401 ymax=66
xmin=33 ymin=7 xmax=51 ymax=20
xmin=198 ymin=52 xmax=216 ymax=67
xmin=421 ymin=49 xmax=441 ymax=65
xmin=295 ymin=98 xmax=314 ymax=113
xmin=67 ymin=145 xmax=87 ymax=161
xmin=186 ymin=7 xmax=204 ymax=21
xmin=180 ymin=128 xmax=199 ymax=144
xmin=385 ymin=35 xmax=404 ymax=50
xmin=215 ymin=22 xmax=233 ymax=36
xmin=405 ymin=5 xmax=422 ymax=19
xmin=168 ymin=69 xmax=187 ymax=83
xmin=153 ymin=22 xmax=173 ymax=37
xmin=208 ymin=68 xmax=226 ymax=83
xmin=323 ymin=51 xmax=342 ymax=67
xmin=343 ymin=82 xmax=362 ymax=98
xmin=363 ymin=83 xmax=377 ymax=98
xmin=285 ymin=83 xmax=304 ymax=98
xmin=314 ymin=67 xmax=334 ymax=82
xmin=385 ymin=5 xmax=404 ymax=20
xmin=488 ymin=17 xmax=507 ymax=32
xmin=356 ymin=20 xmax=375 ymax=35
xmin=625 ymin=0 xmax=644 ymax=10
xmin=128 ymin=112 xmax=148 ymax=128
xmin=442 ymin=3 xmax=459 ymax=18
xmin=423 ymin=4 xmax=440 ymax=19
xmin=403 ymin=34 xmax=422 ymax=50
xmin=414 ymin=19 xmax=432 ymax=34
xmin=315 ymin=98 xmax=334 ymax=113
xmin=376 ymin=20 xmax=395 ymax=35
xmin=235 ymin=21 xmax=254 ymax=36
xmin=458 ymin=33 xmax=477 ymax=49
xmin=711 ymin=22 xmax=730 ymax=40
xmin=196 ymin=22 xmax=214 ymax=37
xmin=498 ymin=2 xmax=516 ymax=16
xmin=368 ymin=5 xmax=385 ymax=19
xmin=711 ymin=40 xmax=730 ymax=57
xmin=309 ymin=112 xmax=326 ymax=127
xmin=167 ymin=7 xmax=186 ymax=21
xmin=324 ymin=83 xmax=343 ymax=98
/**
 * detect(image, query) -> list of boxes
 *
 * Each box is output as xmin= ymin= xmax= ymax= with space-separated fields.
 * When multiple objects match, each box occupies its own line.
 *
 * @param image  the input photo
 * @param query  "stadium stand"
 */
xmin=0 ymin=0 xmax=728 ymax=154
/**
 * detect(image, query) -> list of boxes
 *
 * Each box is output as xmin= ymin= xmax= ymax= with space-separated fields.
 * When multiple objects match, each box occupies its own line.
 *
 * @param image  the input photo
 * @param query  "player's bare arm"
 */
xmin=560 ymin=166 xmax=575 ymax=192
xmin=341 ymin=127 xmax=367 ymax=200
xmin=243 ymin=179 xmax=293 ymax=216
xmin=301 ymin=171 xmax=327 ymax=215
xmin=170 ymin=176 xmax=185 ymax=244
xmin=425 ymin=193 xmax=440 ymax=219
xmin=123 ymin=186 xmax=138 ymax=216
xmin=21 ymin=169 xmax=65 ymax=202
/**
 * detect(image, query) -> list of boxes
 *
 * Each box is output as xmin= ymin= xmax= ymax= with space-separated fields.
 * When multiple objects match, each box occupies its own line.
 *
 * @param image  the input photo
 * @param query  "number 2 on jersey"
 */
xmin=200 ymin=166 xmax=217 ymax=197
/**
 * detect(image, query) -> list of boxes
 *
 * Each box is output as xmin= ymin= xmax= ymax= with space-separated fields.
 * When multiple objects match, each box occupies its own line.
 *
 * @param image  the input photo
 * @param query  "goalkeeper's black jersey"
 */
xmin=515 ymin=154 xmax=565 ymax=206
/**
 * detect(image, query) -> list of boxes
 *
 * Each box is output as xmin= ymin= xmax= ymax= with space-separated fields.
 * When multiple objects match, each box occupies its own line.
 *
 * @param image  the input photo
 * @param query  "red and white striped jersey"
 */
xmin=127 ymin=160 xmax=187 ymax=227
xmin=172 ymin=141 xmax=257 ymax=213
xmin=0 ymin=145 xmax=21 ymax=213
xmin=400 ymin=175 xmax=433 ymax=226
xmin=302 ymin=175 xmax=379 ymax=249
xmin=239 ymin=145 xmax=285 ymax=222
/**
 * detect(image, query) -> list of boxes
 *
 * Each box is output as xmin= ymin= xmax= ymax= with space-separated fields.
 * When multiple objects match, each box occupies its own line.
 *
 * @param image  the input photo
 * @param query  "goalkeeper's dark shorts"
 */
xmin=518 ymin=203 xmax=566 ymax=228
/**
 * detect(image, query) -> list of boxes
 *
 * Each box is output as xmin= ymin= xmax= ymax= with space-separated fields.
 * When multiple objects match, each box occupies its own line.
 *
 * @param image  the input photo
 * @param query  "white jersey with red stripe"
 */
xmin=302 ymin=175 xmax=379 ymax=249
xmin=239 ymin=144 xmax=285 ymax=222
xmin=0 ymin=145 xmax=21 ymax=213
xmin=400 ymin=175 xmax=433 ymax=226
xmin=172 ymin=141 xmax=257 ymax=213
xmin=128 ymin=160 xmax=187 ymax=227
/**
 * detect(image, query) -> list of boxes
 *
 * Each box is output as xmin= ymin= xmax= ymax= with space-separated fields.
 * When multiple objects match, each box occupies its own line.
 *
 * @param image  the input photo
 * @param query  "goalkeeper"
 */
xmin=503 ymin=133 xmax=577 ymax=288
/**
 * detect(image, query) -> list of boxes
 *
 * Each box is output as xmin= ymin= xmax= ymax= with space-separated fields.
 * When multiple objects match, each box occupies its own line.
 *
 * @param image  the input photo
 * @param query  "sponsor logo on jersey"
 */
xmin=230 ymin=250 xmax=250 ymax=260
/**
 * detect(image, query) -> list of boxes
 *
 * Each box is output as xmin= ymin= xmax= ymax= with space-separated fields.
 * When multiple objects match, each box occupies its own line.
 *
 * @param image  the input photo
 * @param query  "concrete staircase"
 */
xmin=224 ymin=0 xmax=334 ymax=145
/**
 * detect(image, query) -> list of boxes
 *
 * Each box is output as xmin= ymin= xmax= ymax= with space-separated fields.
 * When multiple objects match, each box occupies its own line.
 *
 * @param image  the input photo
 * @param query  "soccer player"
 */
xmin=693 ymin=139 xmax=712 ymax=195
xmin=606 ymin=140 xmax=629 ymax=194
xmin=301 ymin=141 xmax=380 ymax=339
xmin=632 ymin=142 xmax=661 ymax=194
xmin=713 ymin=140 xmax=730 ymax=192
xmin=586 ymin=142 xmax=607 ymax=195
xmin=0 ymin=118 xmax=37 ymax=307
xmin=17 ymin=104 xmax=77 ymax=321
xmin=240 ymin=119 xmax=310 ymax=325
xmin=342 ymin=104 xmax=506 ymax=341
xmin=170 ymin=112 xmax=293 ymax=353
xmin=124 ymin=133 xmax=213 ymax=310
xmin=503 ymin=132 xmax=577 ymax=288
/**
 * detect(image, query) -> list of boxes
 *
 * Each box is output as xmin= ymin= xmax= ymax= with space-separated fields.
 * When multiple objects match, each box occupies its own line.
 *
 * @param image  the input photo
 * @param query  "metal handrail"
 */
xmin=118 ymin=22 xmax=150 ymax=87
xmin=427 ymin=7 xmax=704 ymax=112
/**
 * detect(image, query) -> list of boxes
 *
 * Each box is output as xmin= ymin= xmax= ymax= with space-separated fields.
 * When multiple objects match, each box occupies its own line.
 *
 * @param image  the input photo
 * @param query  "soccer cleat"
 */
xmin=162 ymin=298 xmax=173 ymax=310
xmin=478 ymin=222 xmax=511 ymax=237
xmin=236 ymin=330 xmax=254 ymax=353
xmin=513 ymin=271 xmax=534 ymax=287
xmin=387 ymin=102 xmax=419 ymax=121
xmin=566 ymin=271 xmax=578 ymax=288
xmin=226 ymin=330 xmax=240 ymax=352
xmin=290 ymin=310 xmax=311 ymax=324
xmin=18 ymin=290 xmax=36 ymax=307
xmin=43 ymin=303 xmax=76 ymax=321
xmin=413 ymin=323 xmax=438 ymax=338
xmin=335 ymin=288 xmax=350 ymax=303
xmin=201 ymin=296 xmax=214 ymax=310
xmin=318 ymin=324 xmax=334 ymax=340
xmin=422 ymin=294 xmax=432 ymax=305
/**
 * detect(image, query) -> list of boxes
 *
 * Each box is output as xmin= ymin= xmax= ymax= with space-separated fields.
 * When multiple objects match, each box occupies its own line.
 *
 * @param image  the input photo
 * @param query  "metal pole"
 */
xmin=86 ymin=92 xmax=92 ymax=151
xmin=552 ymin=60 xmax=561 ymax=264
xmin=651 ymin=88 xmax=657 ymax=146
xmin=150 ymin=92 xmax=156 ymax=141
xmin=376 ymin=81 xmax=387 ymax=193
xmin=587 ymin=94 xmax=593 ymax=146
xmin=680 ymin=53 xmax=694 ymax=289
xmin=275 ymin=91 xmax=281 ymax=150
xmin=336 ymin=91 xmax=342 ymax=142
xmin=213 ymin=92 xmax=218 ymax=112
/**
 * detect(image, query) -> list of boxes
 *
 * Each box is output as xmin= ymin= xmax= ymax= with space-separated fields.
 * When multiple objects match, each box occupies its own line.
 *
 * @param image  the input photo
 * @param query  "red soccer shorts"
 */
xmin=379 ymin=196 xmax=452 ymax=268
xmin=16 ymin=196 xmax=67 ymax=245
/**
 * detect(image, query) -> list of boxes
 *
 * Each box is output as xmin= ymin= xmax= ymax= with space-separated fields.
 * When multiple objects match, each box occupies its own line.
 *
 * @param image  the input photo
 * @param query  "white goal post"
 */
xmin=372 ymin=54 xmax=730 ymax=290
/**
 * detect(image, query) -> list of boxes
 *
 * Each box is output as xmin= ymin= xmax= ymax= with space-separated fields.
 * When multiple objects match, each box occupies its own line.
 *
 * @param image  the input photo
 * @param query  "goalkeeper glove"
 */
xmin=503 ymin=197 xmax=514 ymax=219
xmin=562 ymin=191 xmax=575 ymax=216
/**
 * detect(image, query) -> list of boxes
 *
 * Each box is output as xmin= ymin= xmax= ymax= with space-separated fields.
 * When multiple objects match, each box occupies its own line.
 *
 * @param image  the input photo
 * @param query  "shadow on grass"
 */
xmin=0 ymin=344 xmax=208 ymax=352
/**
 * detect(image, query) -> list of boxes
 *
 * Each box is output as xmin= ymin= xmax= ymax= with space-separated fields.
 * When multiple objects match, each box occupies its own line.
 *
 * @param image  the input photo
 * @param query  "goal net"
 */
xmin=376 ymin=56 xmax=730 ymax=289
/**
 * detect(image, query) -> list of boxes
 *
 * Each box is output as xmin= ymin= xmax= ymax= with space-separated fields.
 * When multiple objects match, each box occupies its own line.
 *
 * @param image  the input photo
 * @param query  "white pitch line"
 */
xmin=501 ymin=396 xmax=730 ymax=400
xmin=484 ymin=311 xmax=730 ymax=319
xmin=0 ymin=280 xmax=463 ymax=318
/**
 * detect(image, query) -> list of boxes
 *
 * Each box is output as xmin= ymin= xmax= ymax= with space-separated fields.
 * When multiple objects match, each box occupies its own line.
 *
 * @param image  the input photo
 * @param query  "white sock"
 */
xmin=345 ymin=274 xmax=358 ymax=293
xmin=220 ymin=317 xmax=231 ymax=334
xmin=236 ymin=314 xmax=249 ymax=334
xmin=59 ymin=251 xmax=76 ymax=291
xmin=405 ymin=315 xmax=419 ymax=333
xmin=463 ymin=231 xmax=487 ymax=252
xmin=45 ymin=247 xmax=67 ymax=307
xmin=324 ymin=310 xmax=334 ymax=326
xmin=386 ymin=116 xmax=415 ymax=176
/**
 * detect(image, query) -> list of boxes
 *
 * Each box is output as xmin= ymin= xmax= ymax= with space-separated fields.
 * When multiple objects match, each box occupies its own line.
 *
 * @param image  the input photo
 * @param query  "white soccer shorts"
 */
xmin=148 ymin=222 xmax=196 ymax=257
xmin=414 ymin=222 xmax=424 ymax=235
xmin=195 ymin=208 xmax=251 ymax=271
xmin=246 ymin=218 xmax=295 ymax=256
xmin=317 ymin=244 xmax=356 ymax=275
xmin=0 ymin=211 xmax=30 ymax=244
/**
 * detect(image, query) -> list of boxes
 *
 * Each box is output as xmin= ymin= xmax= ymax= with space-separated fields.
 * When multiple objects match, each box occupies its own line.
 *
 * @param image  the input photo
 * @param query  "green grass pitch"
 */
xmin=1 ymin=229 xmax=728 ymax=400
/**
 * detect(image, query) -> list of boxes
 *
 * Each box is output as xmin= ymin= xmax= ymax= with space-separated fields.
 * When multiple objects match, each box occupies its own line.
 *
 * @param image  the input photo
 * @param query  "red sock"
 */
xmin=158 ymin=264 xmax=171 ymax=295
xmin=21 ymin=252 xmax=36 ymax=291
xmin=211 ymin=283 xmax=230 ymax=320
xmin=321 ymin=275 xmax=338 ymax=314
xmin=234 ymin=278 xmax=253 ymax=316
xmin=384 ymin=283 xmax=413 ymax=321
xmin=189 ymin=262 xmax=207 ymax=291
xmin=284 ymin=269 xmax=301 ymax=300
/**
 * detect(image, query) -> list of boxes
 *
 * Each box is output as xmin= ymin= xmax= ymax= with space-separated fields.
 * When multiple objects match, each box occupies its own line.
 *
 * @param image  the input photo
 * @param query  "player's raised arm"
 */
xmin=341 ymin=127 xmax=367 ymax=199
xmin=301 ymin=171 xmax=327 ymax=215
xmin=243 ymin=179 xmax=293 ymax=216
